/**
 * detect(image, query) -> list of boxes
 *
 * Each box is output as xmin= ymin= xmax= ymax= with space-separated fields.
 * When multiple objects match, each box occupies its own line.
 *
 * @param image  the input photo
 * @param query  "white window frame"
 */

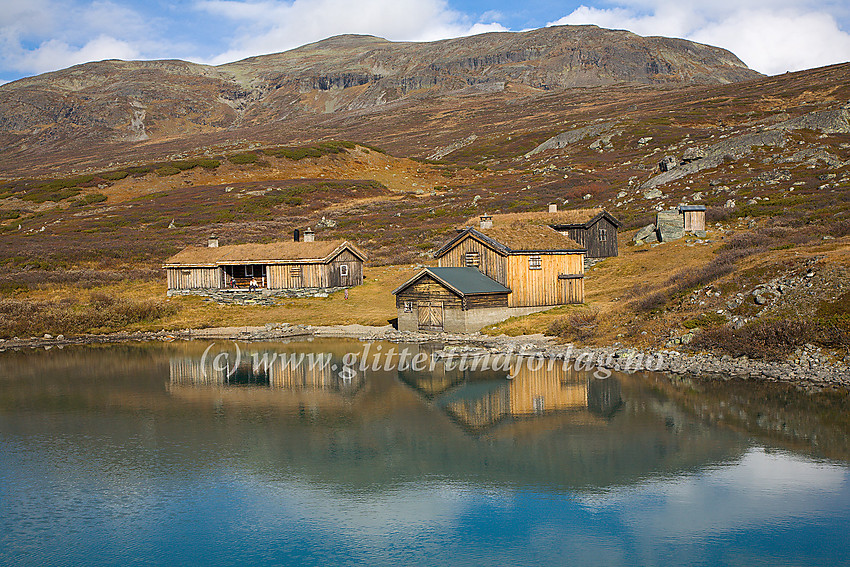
xmin=339 ymin=264 xmax=349 ymax=278
xmin=599 ymin=228 xmax=607 ymax=242
xmin=465 ymin=251 xmax=480 ymax=267
xmin=528 ymin=255 xmax=542 ymax=270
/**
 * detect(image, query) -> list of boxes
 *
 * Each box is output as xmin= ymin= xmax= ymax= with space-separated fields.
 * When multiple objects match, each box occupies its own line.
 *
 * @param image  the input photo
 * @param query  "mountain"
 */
xmin=0 ymin=25 xmax=762 ymax=174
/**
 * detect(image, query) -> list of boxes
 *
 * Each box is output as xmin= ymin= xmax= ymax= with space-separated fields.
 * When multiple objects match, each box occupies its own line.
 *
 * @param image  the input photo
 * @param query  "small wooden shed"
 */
xmin=546 ymin=207 xmax=622 ymax=258
xmin=392 ymin=267 xmax=511 ymax=333
xmin=164 ymin=238 xmax=366 ymax=291
xmin=679 ymin=205 xmax=706 ymax=232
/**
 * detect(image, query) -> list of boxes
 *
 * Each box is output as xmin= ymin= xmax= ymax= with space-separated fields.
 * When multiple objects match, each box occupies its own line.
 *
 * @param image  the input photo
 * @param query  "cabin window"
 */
xmin=528 ymin=255 xmax=542 ymax=270
xmin=403 ymin=301 xmax=413 ymax=313
xmin=465 ymin=251 xmax=480 ymax=267
xmin=290 ymin=265 xmax=302 ymax=277
xmin=339 ymin=264 xmax=349 ymax=278
xmin=599 ymin=228 xmax=607 ymax=242
xmin=181 ymin=270 xmax=191 ymax=275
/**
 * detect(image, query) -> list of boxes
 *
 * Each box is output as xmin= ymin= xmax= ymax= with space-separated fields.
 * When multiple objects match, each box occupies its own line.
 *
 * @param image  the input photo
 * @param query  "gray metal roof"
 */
xmin=392 ymin=267 xmax=511 ymax=297
xmin=678 ymin=205 xmax=707 ymax=212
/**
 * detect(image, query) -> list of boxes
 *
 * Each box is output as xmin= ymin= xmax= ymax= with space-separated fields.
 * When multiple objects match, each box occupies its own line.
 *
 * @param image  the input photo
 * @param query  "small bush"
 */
xmin=71 ymin=193 xmax=108 ymax=207
xmin=546 ymin=307 xmax=600 ymax=341
xmin=693 ymin=319 xmax=815 ymax=360
xmin=631 ymin=290 xmax=669 ymax=313
xmin=682 ymin=312 xmax=726 ymax=329
xmin=101 ymin=170 xmax=129 ymax=181
xmin=155 ymin=165 xmax=181 ymax=177
xmin=229 ymin=152 xmax=259 ymax=165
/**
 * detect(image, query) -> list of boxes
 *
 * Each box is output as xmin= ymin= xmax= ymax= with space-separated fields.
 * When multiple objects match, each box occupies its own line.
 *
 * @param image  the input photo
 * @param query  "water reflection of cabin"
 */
xmin=163 ymin=234 xmax=366 ymax=291
xmin=169 ymin=353 xmax=362 ymax=393
xmin=399 ymin=356 xmax=622 ymax=433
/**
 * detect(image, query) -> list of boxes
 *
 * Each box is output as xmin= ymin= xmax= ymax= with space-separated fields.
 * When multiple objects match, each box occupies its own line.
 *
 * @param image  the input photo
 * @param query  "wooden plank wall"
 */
xmin=167 ymin=267 xmax=221 ymax=290
xmin=267 ymin=263 xmax=325 ymax=289
xmin=505 ymin=254 xmax=584 ymax=307
xmin=438 ymin=236 xmax=508 ymax=285
xmin=266 ymin=252 xmax=363 ymax=289
xmin=464 ymin=294 xmax=509 ymax=309
xmin=683 ymin=211 xmax=705 ymax=231
xmin=395 ymin=276 xmax=463 ymax=308
xmin=561 ymin=218 xmax=618 ymax=258
xmin=328 ymin=250 xmax=364 ymax=288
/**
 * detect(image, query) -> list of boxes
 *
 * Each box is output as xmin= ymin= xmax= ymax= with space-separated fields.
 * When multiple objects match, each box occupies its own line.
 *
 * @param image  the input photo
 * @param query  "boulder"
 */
xmin=634 ymin=223 xmax=657 ymax=244
xmin=656 ymin=210 xmax=684 ymax=242
xmin=644 ymin=188 xmax=663 ymax=199
xmin=682 ymin=147 xmax=706 ymax=162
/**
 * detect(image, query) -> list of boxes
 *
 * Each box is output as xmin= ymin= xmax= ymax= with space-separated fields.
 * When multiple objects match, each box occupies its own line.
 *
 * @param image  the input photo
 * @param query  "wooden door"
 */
xmin=417 ymin=301 xmax=444 ymax=331
xmin=559 ymin=278 xmax=584 ymax=304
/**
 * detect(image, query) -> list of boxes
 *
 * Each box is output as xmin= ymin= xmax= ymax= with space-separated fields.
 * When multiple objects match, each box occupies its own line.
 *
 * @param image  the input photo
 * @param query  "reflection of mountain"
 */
xmin=400 ymin=357 xmax=622 ymax=433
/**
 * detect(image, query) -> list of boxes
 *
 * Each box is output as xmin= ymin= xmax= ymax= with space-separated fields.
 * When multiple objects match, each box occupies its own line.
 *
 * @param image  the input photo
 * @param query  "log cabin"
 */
xmin=435 ymin=213 xmax=587 ymax=309
xmin=164 ymin=232 xmax=366 ymax=292
xmin=392 ymin=267 xmax=512 ymax=333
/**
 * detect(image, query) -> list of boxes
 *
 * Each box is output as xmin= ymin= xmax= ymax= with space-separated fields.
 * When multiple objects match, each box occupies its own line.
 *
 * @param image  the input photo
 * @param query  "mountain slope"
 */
xmin=0 ymin=25 xmax=761 ymax=163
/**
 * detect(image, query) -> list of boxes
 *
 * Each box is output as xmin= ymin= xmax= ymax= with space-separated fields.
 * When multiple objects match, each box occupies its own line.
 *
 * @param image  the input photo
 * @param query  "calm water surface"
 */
xmin=1 ymin=339 xmax=849 ymax=566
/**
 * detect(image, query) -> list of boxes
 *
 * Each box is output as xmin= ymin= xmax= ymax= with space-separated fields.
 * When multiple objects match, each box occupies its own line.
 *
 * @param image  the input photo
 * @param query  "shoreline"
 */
xmin=2 ymin=323 xmax=847 ymax=390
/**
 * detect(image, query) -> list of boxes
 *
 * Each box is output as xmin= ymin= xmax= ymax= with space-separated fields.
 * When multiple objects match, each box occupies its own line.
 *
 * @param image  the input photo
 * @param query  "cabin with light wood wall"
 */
xmin=434 ymin=212 xmax=586 ymax=308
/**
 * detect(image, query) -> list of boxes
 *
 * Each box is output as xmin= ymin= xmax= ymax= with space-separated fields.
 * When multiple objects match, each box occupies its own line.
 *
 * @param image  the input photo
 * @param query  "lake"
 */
xmin=1 ymin=339 xmax=849 ymax=566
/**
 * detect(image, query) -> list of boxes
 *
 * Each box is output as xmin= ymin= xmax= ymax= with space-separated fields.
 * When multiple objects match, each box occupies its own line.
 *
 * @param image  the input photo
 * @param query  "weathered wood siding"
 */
xmin=682 ymin=211 xmax=705 ymax=232
xmin=166 ymin=267 xmax=221 ymax=290
xmin=328 ymin=250 xmax=364 ymax=288
xmin=266 ymin=251 xmax=363 ymax=289
xmin=437 ymin=235 xmax=508 ymax=285
xmin=267 ymin=263 xmax=326 ymax=289
xmin=395 ymin=275 xmax=463 ymax=309
xmin=560 ymin=217 xmax=618 ymax=258
xmin=558 ymin=277 xmax=584 ymax=304
xmin=505 ymin=253 xmax=584 ymax=307
xmin=464 ymin=294 xmax=509 ymax=309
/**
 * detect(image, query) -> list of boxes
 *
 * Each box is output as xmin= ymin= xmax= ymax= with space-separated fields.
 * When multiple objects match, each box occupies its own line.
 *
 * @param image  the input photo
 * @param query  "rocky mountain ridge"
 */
xmin=0 ymin=25 xmax=761 ymax=159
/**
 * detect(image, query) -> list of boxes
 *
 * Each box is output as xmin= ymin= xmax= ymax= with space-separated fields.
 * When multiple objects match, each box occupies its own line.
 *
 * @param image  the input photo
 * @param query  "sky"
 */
xmin=1 ymin=0 xmax=849 ymax=85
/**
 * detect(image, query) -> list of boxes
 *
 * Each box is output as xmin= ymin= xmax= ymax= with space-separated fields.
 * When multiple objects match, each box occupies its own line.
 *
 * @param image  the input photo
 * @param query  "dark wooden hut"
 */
xmin=392 ymin=267 xmax=511 ymax=333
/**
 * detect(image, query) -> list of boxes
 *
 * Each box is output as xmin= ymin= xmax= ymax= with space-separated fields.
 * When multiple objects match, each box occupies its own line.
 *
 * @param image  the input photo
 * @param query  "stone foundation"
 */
xmin=167 ymin=287 xmax=349 ymax=305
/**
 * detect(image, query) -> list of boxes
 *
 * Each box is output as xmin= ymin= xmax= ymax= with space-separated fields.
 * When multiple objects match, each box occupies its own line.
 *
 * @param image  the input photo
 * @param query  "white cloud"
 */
xmin=549 ymin=1 xmax=850 ymax=74
xmin=0 ymin=0 xmax=180 ymax=77
xmin=195 ymin=0 xmax=508 ymax=65
xmin=14 ymin=35 xmax=140 ymax=73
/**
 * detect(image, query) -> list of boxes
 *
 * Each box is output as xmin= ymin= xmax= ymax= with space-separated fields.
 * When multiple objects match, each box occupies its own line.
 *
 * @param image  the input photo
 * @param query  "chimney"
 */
xmin=293 ymin=229 xmax=300 ymax=242
xmin=548 ymin=203 xmax=558 ymax=213
xmin=207 ymin=235 xmax=219 ymax=248
xmin=303 ymin=227 xmax=315 ymax=242
xmin=479 ymin=214 xmax=492 ymax=230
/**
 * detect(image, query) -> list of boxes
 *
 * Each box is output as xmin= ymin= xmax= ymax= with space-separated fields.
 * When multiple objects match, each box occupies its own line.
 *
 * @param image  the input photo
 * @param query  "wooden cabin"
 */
xmin=392 ymin=267 xmax=511 ymax=333
xmin=163 ymin=234 xmax=366 ymax=291
xmin=434 ymin=214 xmax=586 ymax=308
xmin=545 ymin=206 xmax=622 ymax=258
xmin=679 ymin=205 xmax=706 ymax=232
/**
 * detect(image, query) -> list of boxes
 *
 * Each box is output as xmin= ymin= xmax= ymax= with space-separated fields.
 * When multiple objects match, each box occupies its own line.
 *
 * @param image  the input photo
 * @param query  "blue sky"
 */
xmin=1 ymin=0 xmax=849 ymax=84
